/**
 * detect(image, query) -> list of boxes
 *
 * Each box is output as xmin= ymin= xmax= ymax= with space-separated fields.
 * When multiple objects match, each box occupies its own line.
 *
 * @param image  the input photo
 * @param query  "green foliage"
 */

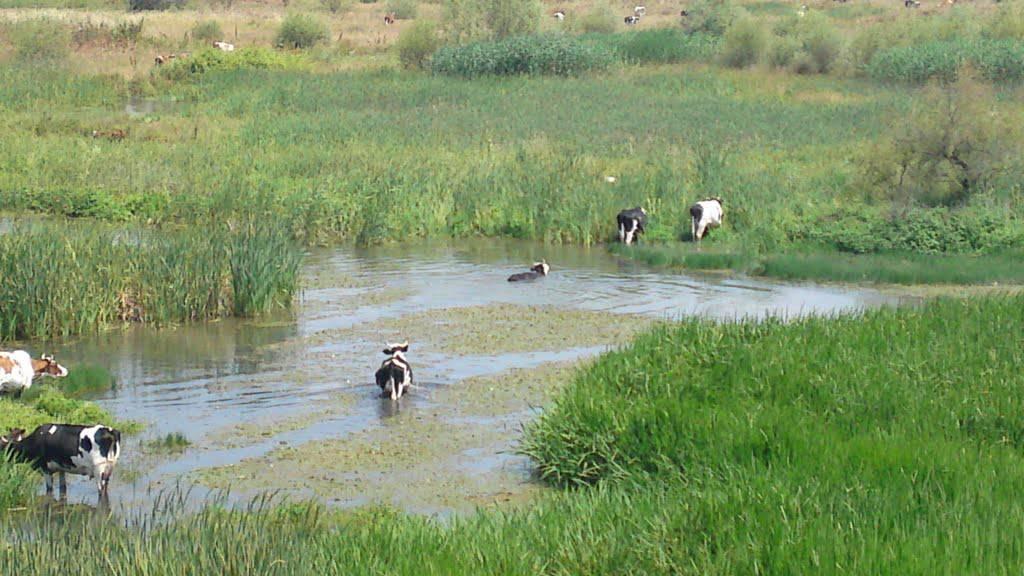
xmin=759 ymin=250 xmax=1024 ymax=284
xmin=59 ymin=365 xmax=117 ymax=398
xmin=7 ymin=19 xmax=71 ymax=63
xmin=432 ymin=34 xmax=615 ymax=77
xmin=682 ymin=0 xmax=743 ymax=36
xmin=719 ymin=17 xmax=767 ymax=68
xmin=858 ymin=72 xmax=1017 ymax=207
xmin=111 ymin=18 xmax=144 ymax=46
xmin=191 ymin=20 xmax=224 ymax=44
xmin=396 ymin=19 xmax=439 ymax=70
xmin=160 ymin=47 xmax=309 ymax=78
xmin=800 ymin=207 xmax=1024 ymax=255
xmin=275 ymin=13 xmax=330 ymax=50
xmin=385 ymin=0 xmax=417 ymax=19
xmin=0 ymin=221 xmax=301 ymax=339
xmin=148 ymin=432 xmax=191 ymax=452
xmin=441 ymin=0 xmax=539 ymax=43
xmin=0 ymin=456 xmax=35 ymax=511
xmin=128 ymin=0 xmax=184 ymax=11
xmin=867 ymin=39 xmax=1024 ymax=83
xmin=606 ymin=29 xmax=720 ymax=64
xmin=320 ymin=0 xmax=348 ymax=13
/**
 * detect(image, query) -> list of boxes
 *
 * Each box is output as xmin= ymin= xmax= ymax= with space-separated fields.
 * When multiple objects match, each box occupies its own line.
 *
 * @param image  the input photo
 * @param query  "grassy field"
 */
xmin=4 ymin=294 xmax=1024 ymax=573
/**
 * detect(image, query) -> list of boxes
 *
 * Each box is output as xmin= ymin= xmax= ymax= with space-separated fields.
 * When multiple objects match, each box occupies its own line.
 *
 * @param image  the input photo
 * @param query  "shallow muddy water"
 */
xmin=26 ymin=239 xmax=909 ymax=516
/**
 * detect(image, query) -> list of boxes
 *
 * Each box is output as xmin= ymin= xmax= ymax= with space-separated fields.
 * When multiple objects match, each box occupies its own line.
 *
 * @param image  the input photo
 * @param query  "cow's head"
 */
xmin=383 ymin=341 xmax=410 ymax=355
xmin=531 ymin=260 xmax=550 ymax=275
xmin=1 ymin=428 xmax=25 ymax=447
xmin=32 ymin=354 xmax=69 ymax=379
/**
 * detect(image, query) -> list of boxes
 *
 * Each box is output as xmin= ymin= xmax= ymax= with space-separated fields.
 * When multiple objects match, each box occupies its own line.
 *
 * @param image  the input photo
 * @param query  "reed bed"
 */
xmin=0 ymin=220 xmax=301 ymax=339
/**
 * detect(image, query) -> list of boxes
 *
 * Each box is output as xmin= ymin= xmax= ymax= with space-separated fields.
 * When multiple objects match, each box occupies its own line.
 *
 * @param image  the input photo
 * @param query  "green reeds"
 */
xmin=0 ymin=220 xmax=301 ymax=340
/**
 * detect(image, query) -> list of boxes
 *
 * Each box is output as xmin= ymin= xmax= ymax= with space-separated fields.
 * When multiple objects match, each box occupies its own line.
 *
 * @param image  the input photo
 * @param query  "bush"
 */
xmin=275 ymin=13 xmax=329 ymax=49
xmin=614 ymin=29 xmax=720 ymax=63
xmin=867 ymin=39 xmax=1024 ymax=84
xmin=111 ymin=18 xmax=144 ymax=46
xmin=160 ymin=47 xmax=309 ymax=79
xmin=858 ymin=71 xmax=1016 ymax=207
xmin=432 ymin=34 xmax=615 ymax=77
xmin=397 ymin=20 xmax=439 ymax=69
xmin=385 ymin=0 xmax=417 ymax=19
xmin=191 ymin=20 xmax=223 ymax=43
xmin=573 ymin=1 xmax=618 ymax=34
xmin=719 ymin=17 xmax=766 ymax=68
xmin=8 ymin=19 xmax=71 ymax=63
xmin=442 ymin=0 xmax=540 ymax=43
xmin=682 ymin=0 xmax=743 ymax=36
xmin=767 ymin=34 xmax=799 ymax=68
xmin=128 ymin=0 xmax=185 ymax=11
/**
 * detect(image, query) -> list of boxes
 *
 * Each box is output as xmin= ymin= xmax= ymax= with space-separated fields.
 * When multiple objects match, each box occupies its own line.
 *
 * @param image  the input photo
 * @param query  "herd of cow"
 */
xmin=0 ymin=198 xmax=722 ymax=502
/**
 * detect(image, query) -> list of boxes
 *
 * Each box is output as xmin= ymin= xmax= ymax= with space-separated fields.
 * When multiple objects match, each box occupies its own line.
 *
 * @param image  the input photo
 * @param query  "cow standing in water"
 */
xmin=1 ymin=424 xmax=122 ymax=499
xmin=690 ymin=197 xmax=724 ymax=241
xmin=616 ymin=207 xmax=647 ymax=245
xmin=376 ymin=341 xmax=413 ymax=401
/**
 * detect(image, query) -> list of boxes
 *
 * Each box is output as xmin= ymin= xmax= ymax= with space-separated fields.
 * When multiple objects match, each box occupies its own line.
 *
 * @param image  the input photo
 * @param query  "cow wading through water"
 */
xmin=1 ymin=424 xmax=122 ymax=498
xmin=616 ymin=207 xmax=647 ymax=245
xmin=0 ymin=350 xmax=68 ymax=397
xmin=690 ymin=197 xmax=724 ymax=241
xmin=376 ymin=341 xmax=413 ymax=401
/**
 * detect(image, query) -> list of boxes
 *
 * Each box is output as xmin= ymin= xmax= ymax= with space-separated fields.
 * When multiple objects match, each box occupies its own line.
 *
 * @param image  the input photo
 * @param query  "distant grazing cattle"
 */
xmin=624 ymin=15 xmax=641 ymax=24
xmin=375 ymin=341 xmax=413 ymax=401
xmin=212 ymin=41 xmax=235 ymax=52
xmin=616 ymin=207 xmax=647 ymax=245
xmin=508 ymin=260 xmax=549 ymax=282
xmin=690 ymin=197 xmax=724 ymax=241
xmin=904 ymin=0 xmax=920 ymax=7
xmin=634 ymin=5 xmax=646 ymax=16
xmin=384 ymin=12 xmax=396 ymax=25
xmin=680 ymin=9 xmax=689 ymax=16
xmin=1 ymin=424 xmax=121 ymax=497
xmin=0 ymin=351 xmax=67 ymax=397
xmin=553 ymin=10 xmax=566 ymax=20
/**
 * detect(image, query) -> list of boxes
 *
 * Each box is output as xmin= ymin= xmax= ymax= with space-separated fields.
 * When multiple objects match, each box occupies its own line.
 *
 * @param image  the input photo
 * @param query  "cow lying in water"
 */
xmin=0 ymin=351 xmax=68 ymax=397
xmin=376 ymin=341 xmax=413 ymax=401
xmin=690 ymin=197 xmax=724 ymax=241
xmin=508 ymin=260 xmax=549 ymax=282
xmin=1 ymin=424 xmax=122 ymax=498
xmin=616 ymin=207 xmax=647 ymax=245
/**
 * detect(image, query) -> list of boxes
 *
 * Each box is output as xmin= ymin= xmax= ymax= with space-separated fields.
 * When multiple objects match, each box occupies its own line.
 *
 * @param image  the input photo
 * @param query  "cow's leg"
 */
xmin=618 ymin=223 xmax=625 ymax=243
xmin=691 ymin=218 xmax=698 ymax=242
xmin=390 ymin=378 xmax=398 ymax=401
xmin=59 ymin=472 xmax=67 ymax=497
xmin=624 ymin=222 xmax=634 ymax=245
xmin=45 ymin=473 xmax=53 ymax=494
xmin=696 ymin=221 xmax=707 ymax=241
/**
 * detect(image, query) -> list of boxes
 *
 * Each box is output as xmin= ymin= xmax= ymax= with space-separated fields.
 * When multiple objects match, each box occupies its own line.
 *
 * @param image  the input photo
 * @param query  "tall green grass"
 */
xmin=432 ymin=34 xmax=615 ymax=77
xmin=0 ymin=220 xmax=301 ymax=339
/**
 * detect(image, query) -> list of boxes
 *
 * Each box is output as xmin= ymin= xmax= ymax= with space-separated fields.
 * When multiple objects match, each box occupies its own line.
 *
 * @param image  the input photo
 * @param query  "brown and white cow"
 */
xmin=0 ymin=351 xmax=68 ymax=396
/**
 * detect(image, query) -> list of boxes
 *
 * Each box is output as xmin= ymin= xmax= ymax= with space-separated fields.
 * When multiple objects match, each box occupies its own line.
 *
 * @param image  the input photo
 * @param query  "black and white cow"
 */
xmin=1 ymin=424 xmax=121 ymax=497
xmin=616 ymin=207 xmax=647 ymax=245
xmin=624 ymin=15 xmax=641 ymax=24
xmin=375 ymin=341 xmax=413 ymax=401
xmin=690 ymin=197 xmax=724 ymax=241
xmin=507 ymin=260 xmax=550 ymax=282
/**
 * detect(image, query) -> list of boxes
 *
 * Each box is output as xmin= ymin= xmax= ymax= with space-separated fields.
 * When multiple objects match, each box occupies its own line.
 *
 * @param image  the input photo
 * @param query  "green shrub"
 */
xmin=441 ymin=0 xmax=488 ymax=44
xmin=275 ymin=13 xmax=330 ymax=49
xmin=442 ymin=0 xmax=539 ymax=43
xmin=767 ymin=34 xmax=799 ymax=68
xmin=858 ymin=71 xmax=1016 ymax=207
xmin=191 ymin=20 xmax=223 ymax=43
xmin=128 ymin=0 xmax=184 ymax=11
xmin=719 ymin=17 xmax=767 ymax=68
xmin=160 ymin=47 xmax=309 ymax=79
xmin=432 ymin=33 xmax=615 ymax=77
xmin=573 ymin=1 xmax=618 ymax=34
xmin=385 ymin=0 xmax=417 ymax=19
xmin=614 ymin=29 xmax=720 ymax=63
xmin=397 ymin=19 xmax=440 ymax=69
xmin=8 ymin=19 xmax=71 ymax=63
xmin=867 ymin=39 xmax=1024 ymax=83
xmin=682 ymin=0 xmax=743 ymax=36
